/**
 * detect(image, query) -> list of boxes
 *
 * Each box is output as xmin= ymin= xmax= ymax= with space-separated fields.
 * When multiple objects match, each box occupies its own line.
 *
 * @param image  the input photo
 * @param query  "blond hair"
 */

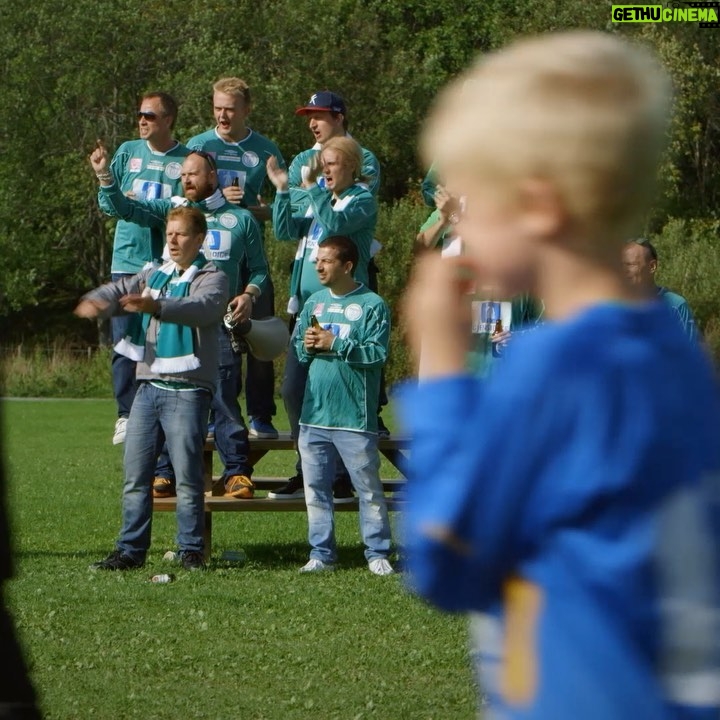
xmin=213 ymin=77 xmax=251 ymax=105
xmin=167 ymin=206 xmax=208 ymax=237
xmin=422 ymin=32 xmax=671 ymax=242
xmin=322 ymin=136 xmax=365 ymax=181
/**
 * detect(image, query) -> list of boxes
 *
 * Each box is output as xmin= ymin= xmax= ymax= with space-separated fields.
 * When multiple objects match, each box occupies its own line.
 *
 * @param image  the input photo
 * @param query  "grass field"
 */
xmin=2 ymin=399 xmax=476 ymax=720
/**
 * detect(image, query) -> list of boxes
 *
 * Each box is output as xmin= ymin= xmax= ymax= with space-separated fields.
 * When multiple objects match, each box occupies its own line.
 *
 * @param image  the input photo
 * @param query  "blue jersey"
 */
xmin=401 ymin=301 xmax=720 ymax=719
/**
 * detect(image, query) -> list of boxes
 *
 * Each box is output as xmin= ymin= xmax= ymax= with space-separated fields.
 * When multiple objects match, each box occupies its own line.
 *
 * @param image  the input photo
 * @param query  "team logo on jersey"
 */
xmin=129 ymin=158 xmax=142 ymax=173
xmin=344 ymin=304 xmax=363 ymax=321
xmin=218 ymin=213 xmax=238 ymax=229
xmin=241 ymin=151 xmax=260 ymax=168
xmin=165 ymin=162 xmax=182 ymax=180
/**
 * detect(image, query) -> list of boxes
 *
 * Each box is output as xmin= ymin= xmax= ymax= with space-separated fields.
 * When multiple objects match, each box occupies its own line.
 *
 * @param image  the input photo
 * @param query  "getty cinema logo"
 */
xmin=612 ymin=1 xmax=720 ymax=26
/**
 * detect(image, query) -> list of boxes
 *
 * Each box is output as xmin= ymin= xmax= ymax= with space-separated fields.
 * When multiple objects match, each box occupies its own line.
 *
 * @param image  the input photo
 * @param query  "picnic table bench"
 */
xmin=153 ymin=432 xmax=410 ymax=558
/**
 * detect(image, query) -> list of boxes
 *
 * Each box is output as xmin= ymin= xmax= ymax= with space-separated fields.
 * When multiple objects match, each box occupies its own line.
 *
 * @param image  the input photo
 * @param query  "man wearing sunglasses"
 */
xmin=97 ymin=92 xmax=190 ymax=447
xmin=90 ymin=147 xmax=268 ymax=502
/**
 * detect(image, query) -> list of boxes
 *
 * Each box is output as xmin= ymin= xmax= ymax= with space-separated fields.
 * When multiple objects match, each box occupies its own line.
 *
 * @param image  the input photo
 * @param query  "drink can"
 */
xmin=150 ymin=574 xmax=175 ymax=584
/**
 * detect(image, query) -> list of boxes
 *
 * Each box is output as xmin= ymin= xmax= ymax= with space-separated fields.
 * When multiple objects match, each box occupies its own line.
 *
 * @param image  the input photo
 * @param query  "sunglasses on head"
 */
xmin=191 ymin=150 xmax=218 ymax=173
xmin=137 ymin=111 xmax=160 ymax=121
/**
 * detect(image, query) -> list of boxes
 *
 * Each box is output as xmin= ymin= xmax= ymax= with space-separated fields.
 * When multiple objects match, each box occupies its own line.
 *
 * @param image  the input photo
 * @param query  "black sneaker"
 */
xmin=181 ymin=551 xmax=206 ymax=571
xmin=333 ymin=475 xmax=355 ymax=505
xmin=90 ymin=550 xmax=144 ymax=571
xmin=267 ymin=474 xmax=304 ymax=500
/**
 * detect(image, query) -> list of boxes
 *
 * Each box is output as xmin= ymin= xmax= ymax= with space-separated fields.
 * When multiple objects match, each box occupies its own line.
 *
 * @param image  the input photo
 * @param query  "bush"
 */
xmin=0 ymin=344 xmax=113 ymax=398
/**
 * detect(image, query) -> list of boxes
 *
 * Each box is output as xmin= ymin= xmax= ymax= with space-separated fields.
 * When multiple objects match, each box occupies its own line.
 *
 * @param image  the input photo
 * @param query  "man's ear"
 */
xmin=648 ymin=259 xmax=658 ymax=276
xmin=516 ymin=178 xmax=566 ymax=239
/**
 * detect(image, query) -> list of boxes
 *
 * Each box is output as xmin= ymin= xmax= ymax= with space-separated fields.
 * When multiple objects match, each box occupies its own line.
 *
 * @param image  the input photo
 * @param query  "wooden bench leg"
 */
xmin=204 ymin=511 xmax=212 ymax=561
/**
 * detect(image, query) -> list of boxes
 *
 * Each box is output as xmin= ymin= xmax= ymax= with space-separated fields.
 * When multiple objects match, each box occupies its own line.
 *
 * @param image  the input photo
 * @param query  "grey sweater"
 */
xmin=84 ymin=263 xmax=229 ymax=392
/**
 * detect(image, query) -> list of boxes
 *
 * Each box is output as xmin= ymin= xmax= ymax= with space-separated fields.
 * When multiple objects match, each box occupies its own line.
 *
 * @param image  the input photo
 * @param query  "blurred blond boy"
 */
xmin=401 ymin=32 xmax=720 ymax=719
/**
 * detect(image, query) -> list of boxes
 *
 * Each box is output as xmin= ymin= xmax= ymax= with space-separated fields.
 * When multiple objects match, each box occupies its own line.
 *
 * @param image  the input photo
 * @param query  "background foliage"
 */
xmin=1 ymin=0 xmax=719 ymax=377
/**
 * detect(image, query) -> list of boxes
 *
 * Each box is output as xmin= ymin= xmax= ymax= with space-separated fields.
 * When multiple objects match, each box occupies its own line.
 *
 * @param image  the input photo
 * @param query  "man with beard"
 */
xmin=90 ymin=147 xmax=267 ymax=501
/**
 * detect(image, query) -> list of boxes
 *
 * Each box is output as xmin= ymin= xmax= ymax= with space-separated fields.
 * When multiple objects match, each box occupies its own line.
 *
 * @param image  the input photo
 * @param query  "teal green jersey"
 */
xmin=296 ymin=284 xmax=389 ymax=433
xmin=185 ymin=128 xmax=285 ymax=208
xmin=466 ymin=295 xmax=544 ymax=376
xmin=98 ymin=185 xmax=268 ymax=298
xmin=657 ymin=286 xmax=698 ymax=342
xmin=100 ymin=139 xmax=190 ymax=274
xmin=272 ymin=184 xmax=376 ymax=311
xmin=287 ymin=141 xmax=380 ymax=214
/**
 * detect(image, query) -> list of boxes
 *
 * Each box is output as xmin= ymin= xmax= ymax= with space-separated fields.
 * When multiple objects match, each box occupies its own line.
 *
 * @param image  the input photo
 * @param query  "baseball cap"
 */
xmin=295 ymin=91 xmax=347 ymax=116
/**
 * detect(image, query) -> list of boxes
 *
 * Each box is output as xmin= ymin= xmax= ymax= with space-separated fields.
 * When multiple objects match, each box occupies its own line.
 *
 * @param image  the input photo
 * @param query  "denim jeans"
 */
xmin=298 ymin=425 xmax=392 ymax=564
xmin=118 ymin=382 xmax=211 ymax=559
xmin=244 ymin=277 xmax=277 ymax=421
xmin=213 ymin=327 xmax=253 ymax=480
xmin=154 ymin=327 xmax=252 ymax=482
xmin=110 ymin=273 xmax=138 ymax=418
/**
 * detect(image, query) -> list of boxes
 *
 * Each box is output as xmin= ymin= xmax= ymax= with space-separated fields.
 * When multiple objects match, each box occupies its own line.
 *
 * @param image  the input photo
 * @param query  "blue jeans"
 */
xmin=244 ymin=277 xmax=277 ymax=421
xmin=298 ymin=425 xmax=392 ymax=564
xmin=155 ymin=328 xmax=252 ymax=482
xmin=118 ymin=382 xmax=211 ymax=559
xmin=111 ymin=273 xmax=138 ymax=418
xmin=281 ymin=326 xmax=308 ymax=475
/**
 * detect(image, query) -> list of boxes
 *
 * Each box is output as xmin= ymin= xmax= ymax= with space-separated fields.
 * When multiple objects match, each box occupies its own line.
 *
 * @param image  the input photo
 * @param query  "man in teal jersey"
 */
xmin=90 ymin=147 xmax=267 ymax=501
xmin=294 ymin=236 xmax=394 ymax=575
xmin=289 ymin=91 xmax=389 ymax=461
xmin=623 ymin=239 xmax=699 ymax=341
xmin=288 ymin=91 xmax=380 ymax=206
xmin=186 ymin=77 xmax=286 ymax=440
xmin=266 ymin=136 xmax=377 ymax=502
xmin=97 ymin=92 xmax=190 ymax=446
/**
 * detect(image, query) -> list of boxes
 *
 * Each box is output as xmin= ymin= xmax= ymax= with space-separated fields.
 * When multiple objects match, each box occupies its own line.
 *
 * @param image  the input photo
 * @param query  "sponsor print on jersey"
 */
xmin=203 ymin=229 xmax=233 ymax=261
xmin=147 ymin=160 xmax=165 ymax=172
xmin=218 ymin=213 xmax=239 ymax=229
xmin=132 ymin=179 xmax=169 ymax=201
xmin=241 ymin=151 xmax=259 ymax=168
xmin=344 ymin=304 xmax=363 ymax=321
xmin=327 ymin=304 xmax=344 ymax=314
xmin=129 ymin=158 xmax=143 ymax=173
xmin=306 ymin=220 xmax=324 ymax=261
xmin=471 ymin=300 xmax=512 ymax=334
xmin=218 ymin=169 xmax=247 ymax=189
xmin=165 ymin=162 xmax=182 ymax=180
xmin=320 ymin=322 xmax=351 ymax=339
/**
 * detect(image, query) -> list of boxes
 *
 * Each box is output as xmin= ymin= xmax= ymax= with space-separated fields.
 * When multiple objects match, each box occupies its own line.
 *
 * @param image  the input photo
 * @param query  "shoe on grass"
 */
xmin=181 ymin=551 xmax=206 ymax=571
xmin=152 ymin=477 xmax=176 ymax=499
xmin=224 ymin=475 xmax=255 ymax=499
xmin=368 ymin=558 xmax=395 ymax=576
xmin=112 ymin=417 xmax=128 ymax=445
xmin=248 ymin=417 xmax=279 ymax=439
xmin=333 ymin=475 xmax=355 ymax=505
xmin=90 ymin=549 xmax=143 ymax=571
xmin=267 ymin=474 xmax=304 ymax=500
xmin=299 ymin=559 xmax=334 ymax=573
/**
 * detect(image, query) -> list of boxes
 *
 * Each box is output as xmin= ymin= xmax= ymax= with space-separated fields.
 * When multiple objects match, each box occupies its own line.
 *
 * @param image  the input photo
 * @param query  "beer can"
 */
xmin=150 ymin=574 xmax=175 ymax=584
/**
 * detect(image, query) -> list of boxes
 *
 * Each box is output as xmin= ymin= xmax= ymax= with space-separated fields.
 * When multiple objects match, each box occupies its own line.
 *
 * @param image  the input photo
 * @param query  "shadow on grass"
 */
xmin=214 ymin=541 xmax=371 ymax=570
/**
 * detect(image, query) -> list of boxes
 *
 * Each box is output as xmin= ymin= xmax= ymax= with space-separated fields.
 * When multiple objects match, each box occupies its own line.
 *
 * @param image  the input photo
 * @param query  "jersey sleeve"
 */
xmin=307 ymin=185 xmax=377 ymax=235
xmin=98 ymin=184 xmax=169 ymax=229
xmin=331 ymin=302 xmax=389 ymax=368
xmin=239 ymin=214 xmax=270 ymax=293
xmin=361 ymin=148 xmax=381 ymax=197
xmin=271 ymin=190 xmax=307 ymax=241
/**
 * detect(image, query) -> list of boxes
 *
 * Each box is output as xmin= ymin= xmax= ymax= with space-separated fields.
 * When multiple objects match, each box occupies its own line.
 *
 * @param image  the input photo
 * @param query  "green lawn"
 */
xmin=3 ymin=399 xmax=476 ymax=720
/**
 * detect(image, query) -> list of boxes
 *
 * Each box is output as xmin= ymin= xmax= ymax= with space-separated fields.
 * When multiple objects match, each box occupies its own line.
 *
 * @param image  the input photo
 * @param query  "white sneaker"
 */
xmin=299 ymin=559 xmax=334 ymax=573
xmin=368 ymin=558 xmax=395 ymax=576
xmin=112 ymin=417 xmax=128 ymax=445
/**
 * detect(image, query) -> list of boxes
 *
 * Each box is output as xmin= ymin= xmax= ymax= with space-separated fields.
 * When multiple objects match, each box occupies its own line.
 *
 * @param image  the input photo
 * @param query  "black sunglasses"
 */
xmin=137 ymin=111 xmax=160 ymax=121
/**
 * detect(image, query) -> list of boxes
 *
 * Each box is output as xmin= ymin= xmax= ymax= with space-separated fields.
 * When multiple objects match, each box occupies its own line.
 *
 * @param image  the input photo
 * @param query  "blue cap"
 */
xmin=295 ymin=91 xmax=347 ymax=116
